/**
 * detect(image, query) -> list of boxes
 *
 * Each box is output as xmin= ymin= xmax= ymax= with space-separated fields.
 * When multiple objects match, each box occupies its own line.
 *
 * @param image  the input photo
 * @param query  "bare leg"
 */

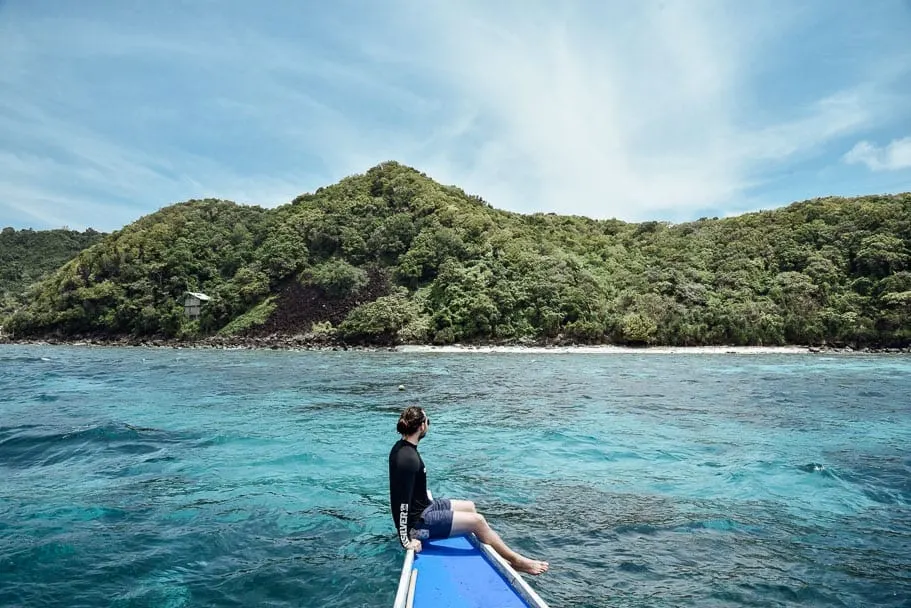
xmin=450 ymin=512 xmax=549 ymax=575
xmin=449 ymin=499 xmax=477 ymax=513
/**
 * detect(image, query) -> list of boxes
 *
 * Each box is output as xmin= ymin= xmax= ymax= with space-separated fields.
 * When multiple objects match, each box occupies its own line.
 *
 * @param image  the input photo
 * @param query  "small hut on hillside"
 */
xmin=184 ymin=292 xmax=210 ymax=320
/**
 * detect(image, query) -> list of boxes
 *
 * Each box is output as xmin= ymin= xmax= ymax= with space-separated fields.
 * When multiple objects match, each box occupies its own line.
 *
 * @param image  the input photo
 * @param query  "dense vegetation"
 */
xmin=5 ymin=162 xmax=910 ymax=347
xmin=1 ymin=227 xmax=105 ymax=323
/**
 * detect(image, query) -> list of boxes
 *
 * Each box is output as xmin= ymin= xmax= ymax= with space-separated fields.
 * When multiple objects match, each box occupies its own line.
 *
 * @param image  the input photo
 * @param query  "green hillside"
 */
xmin=6 ymin=162 xmax=911 ymax=347
xmin=1 ymin=227 xmax=106 ymax=322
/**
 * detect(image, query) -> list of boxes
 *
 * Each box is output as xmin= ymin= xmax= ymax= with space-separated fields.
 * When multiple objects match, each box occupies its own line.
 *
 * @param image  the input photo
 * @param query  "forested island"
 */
xmin=2 ymin=162 xmax=909 ymax=349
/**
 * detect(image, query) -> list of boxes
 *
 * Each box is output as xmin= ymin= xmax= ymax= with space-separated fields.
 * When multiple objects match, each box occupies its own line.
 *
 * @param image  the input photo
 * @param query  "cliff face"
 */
xmin=250 ymin=267 xmax=392 ymax=337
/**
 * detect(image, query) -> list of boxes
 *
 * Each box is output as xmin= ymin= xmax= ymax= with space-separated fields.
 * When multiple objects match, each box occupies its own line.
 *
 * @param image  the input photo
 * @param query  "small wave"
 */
xmin=734 ymin=581 xmax=847 ymax=605
xmin=614 ymin=523 xmax=659 ymax=535
xmin=617 ymin=561 xmax=653 ymax=573
xmin=124 ymin=424 xmax=160 ymax=432
xmin=0 ymin=423 xmax=188 ymax=469
xmin=796 ymin=462 xmax=854 ymax=486
xmin=0 ymin=355 xmax=54 ymax=364
xmin=31 ymin=505 xmax=132 ymax=523
xmin=110 ymin=571 xmax=190 ymax=607
xmin=859 ymin=390 xmax=886 ymax=398
xmin=676 ymin=518 xmax=746 ymax=533
xmin=798 ymin=462 xmax=829 ymax=474
xmin=700 ymin=461 xmax=724 ymax=468
xmin=862 ymin=487 xmax=907 ymax=506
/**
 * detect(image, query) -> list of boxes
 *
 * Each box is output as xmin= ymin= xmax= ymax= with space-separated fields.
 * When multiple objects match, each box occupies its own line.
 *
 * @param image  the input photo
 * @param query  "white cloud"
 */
xmin=380 ymin=0 xmax=903 ymax=220
xmin=0 ymin=0 xmax=908 ymax=230
xmin=0 ymin=105 xmax=306 ymax=230
xmin=844 ymin=137 xmax=911 ymax=171
xmin=0 ymin=6 xmax=428 ymax=229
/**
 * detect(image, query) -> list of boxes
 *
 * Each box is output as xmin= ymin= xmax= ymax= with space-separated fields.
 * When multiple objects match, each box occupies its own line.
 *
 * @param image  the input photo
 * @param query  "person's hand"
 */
xmin=407 ymin=539 xmax=423 ymax=553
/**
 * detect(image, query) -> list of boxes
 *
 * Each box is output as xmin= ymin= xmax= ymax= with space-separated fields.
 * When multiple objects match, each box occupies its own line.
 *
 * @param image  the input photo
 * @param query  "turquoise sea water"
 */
xmin=1 ymin=345 xmax=909 ymax=607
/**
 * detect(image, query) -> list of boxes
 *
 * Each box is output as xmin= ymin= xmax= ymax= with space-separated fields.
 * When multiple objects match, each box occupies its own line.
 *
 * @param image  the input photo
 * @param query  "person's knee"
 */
xmin=471 ymin=513 xmax=488 ymax=532
xmin=466 ymin=501 xmax=477 ymax=513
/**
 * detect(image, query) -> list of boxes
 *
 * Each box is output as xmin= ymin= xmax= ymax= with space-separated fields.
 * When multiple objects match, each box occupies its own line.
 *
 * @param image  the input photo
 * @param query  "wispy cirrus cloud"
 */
xmin=381 ymin=0 xmax=911 ymax=220
xmin=0 ymin=1 xmax=427 ymax=229
xmin=844 ymin=137 xmax=911 ymax=172
xmin=0 ymin=0 xmax=909 ymax=230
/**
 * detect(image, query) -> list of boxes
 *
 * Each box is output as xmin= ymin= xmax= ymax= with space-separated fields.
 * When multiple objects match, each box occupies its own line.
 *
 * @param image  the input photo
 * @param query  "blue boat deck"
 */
xmin=411 ymin=536 xmax=533 ymax=608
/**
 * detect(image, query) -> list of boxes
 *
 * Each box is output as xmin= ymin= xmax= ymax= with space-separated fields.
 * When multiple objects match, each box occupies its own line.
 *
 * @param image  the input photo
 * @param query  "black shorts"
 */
xmin=411 ymin=498 xmax=453 ymax=540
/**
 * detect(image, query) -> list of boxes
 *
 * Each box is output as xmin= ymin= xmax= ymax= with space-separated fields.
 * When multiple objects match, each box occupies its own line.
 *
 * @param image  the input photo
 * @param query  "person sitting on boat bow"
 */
xmin=387 ymin=406 xmax=549 ymax=575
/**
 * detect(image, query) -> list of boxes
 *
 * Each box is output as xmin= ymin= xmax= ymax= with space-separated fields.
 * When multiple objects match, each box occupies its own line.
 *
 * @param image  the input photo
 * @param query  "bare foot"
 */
xmin=512 ymin=556 xmax=549 ymax=575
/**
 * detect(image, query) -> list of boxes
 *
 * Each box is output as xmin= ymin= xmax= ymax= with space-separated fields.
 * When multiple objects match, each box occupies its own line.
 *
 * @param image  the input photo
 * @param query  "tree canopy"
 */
xmin=1 ymin=226 xmax=105 ymax=322
xmin=5 ymin=162 xmax=910 ymax=347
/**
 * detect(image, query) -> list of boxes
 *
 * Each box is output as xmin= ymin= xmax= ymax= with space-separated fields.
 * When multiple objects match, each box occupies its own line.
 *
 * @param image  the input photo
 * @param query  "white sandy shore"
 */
xmin=396 ymin=344 xmax=814 ymax=354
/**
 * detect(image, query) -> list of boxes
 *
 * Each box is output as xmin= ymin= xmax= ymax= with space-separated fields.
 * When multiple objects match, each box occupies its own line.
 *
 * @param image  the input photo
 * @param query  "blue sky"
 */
xmin=1 ymin=0 xmax=910 ymax=231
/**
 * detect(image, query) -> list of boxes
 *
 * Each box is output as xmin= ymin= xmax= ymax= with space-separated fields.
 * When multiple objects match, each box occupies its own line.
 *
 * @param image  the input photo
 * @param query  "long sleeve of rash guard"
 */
xmin=389 ymin=447 xmax=421 ymax=549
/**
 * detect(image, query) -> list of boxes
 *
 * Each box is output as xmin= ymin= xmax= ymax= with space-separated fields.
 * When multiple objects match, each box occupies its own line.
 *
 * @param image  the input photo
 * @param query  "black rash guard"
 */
xmin=388 ymin=439 xmax=432 ymax=548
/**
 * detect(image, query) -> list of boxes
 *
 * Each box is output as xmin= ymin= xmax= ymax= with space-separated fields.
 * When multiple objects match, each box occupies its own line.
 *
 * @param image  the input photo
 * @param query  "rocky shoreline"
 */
xmin=1 ymin=334 xmax=909 ymax=354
